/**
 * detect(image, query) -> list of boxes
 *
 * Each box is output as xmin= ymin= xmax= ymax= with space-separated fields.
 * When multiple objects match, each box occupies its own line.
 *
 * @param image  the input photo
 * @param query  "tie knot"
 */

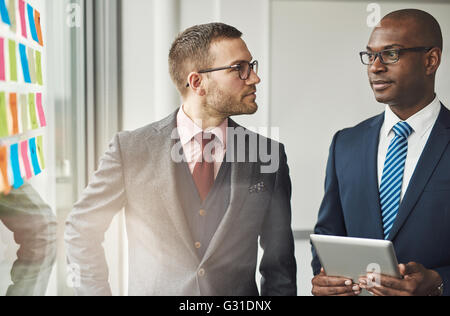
xmin=196 ymin=132 xmax=215 ymax=149
xmin=393 ymin=122 xmax=413 ymax=138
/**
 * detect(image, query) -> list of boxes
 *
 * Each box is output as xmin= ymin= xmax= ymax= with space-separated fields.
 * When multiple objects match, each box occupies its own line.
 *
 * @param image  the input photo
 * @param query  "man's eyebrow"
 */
xmin=366 ymin=44 xmax=404 ymax=51
xmin=229 ymin=57 xmax=253 ymax=65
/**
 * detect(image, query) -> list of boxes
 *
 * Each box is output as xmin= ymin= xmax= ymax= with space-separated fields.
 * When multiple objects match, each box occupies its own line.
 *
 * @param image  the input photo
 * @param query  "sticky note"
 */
xmin=0 ymin=0 xmax=10 ymax=25
xmin=20 ymin=94 xmax=28 ymax=132
xmin=19 ymin=43 xmax=31 ymax=83
xmin=0 ymin=159 xmax=4 ymax=193
xmin=27 ymin=47 xmax=36 ymax=83
xmin=36 ymin=93 xmax=46 ymax=127
xmin=0 ymin=146 xmax=11 ymax=195
xmin=20 ymin=141 xmax=32 ymax=179
xmin=29 ymin=138 xmax=41 ymax=175
xmin=10 ymin=143 xmax=23 ymax=189
xmin=7 ymin=0 xmax=15 ymax=32
xmin=35 ymin=10 xmax=43 ymax=46
xmin=19 ymin=0 xmax=27 ymax=38
xmin=0 ymin=92 xmax=8 ymax=137
xmin=35 ymin=50 xmax=42 ymax=85
xmin=37 ymin=135 xmax=44 ymax=170
xmin=0 ymin=37 xmax=5 ymax=81
xmin=27 ymin=3 xmax=38 ymax=42
xmin=8 ymin=39 xmax=17 ymax=81
xmin=10 ymin=93 xmax=18 ymax=134
xmin=28 ymin=93 xmax=38 ymax=129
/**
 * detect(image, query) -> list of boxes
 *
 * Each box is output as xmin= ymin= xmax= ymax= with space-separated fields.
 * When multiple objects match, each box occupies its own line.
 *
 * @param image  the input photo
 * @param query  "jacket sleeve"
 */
xmin=311 ymin=131 xmax=347 ymax=276
xmin=259 ymin=143 xmax=297 ymax=296
xmin=65 ymin=133 xmax=126 ymax=296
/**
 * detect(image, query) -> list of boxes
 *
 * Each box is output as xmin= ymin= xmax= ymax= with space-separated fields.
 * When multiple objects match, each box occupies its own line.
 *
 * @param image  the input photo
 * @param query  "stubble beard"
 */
xmin=205 ymin=83 xmax=258 ymax=117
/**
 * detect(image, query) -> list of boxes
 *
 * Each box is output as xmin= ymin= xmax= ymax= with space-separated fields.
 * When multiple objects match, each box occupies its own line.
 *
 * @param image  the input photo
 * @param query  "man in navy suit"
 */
xmin=311 ymin=9 xmax=449 ymax=296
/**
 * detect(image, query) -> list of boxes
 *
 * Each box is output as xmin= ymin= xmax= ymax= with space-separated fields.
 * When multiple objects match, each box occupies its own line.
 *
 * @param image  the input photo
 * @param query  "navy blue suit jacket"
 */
xmin=312 ymin=104 xmax=450 ymax=296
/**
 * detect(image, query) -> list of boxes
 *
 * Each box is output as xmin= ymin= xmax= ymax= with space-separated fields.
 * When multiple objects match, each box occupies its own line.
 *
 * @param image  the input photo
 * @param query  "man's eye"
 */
xmin=385 ymin=50 xmax=398 ymax=58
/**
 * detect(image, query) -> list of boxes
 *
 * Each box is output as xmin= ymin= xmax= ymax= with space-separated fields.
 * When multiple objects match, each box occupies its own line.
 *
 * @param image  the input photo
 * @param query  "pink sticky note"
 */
xmin=36 ymin=93 xmax=46 ymax=127
xmin=0 ymin=37 xmax=4 ymax=81
xmin=20 ymin=141 xmax=32 ymax=179
xmin=19 ymin=0 xmax=27 ymax=38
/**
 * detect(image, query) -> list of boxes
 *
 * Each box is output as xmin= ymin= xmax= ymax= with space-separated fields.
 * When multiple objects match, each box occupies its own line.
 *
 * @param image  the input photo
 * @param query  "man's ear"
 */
xmin=425 ymin=47 xmax=441 ymax=76
xmin=187 ymin=72 xmax=206 ymax=96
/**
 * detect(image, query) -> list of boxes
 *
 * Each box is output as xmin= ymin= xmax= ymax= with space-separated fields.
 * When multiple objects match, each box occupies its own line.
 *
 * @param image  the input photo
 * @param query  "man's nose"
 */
xmin=246 ymin=69 xmax=261 ymax=85
xmin=369 ymin=54 xmax=387 ymax=73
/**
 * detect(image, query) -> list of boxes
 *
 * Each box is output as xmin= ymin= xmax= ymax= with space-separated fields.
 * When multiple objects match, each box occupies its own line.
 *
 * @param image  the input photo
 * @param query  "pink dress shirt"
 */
xmin=176 ymin=106 xmax=228 ymax=179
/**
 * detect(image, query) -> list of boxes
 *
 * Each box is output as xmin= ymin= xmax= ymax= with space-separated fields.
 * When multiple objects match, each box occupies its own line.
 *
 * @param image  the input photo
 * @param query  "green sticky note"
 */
xmin=20 ymin=94 xmax=28 ymax=132
xmin=37 ymin=135 xmax=45 ymax=170
xmin=28 ymin=93 xmax=38 ymax=129
xmin=0 ymin=92 xmax=8 ymax=137
xmin=8 ymin=39 xmax=17 ymax=81
xmin=35 ymin=50 xmax=43 ymax=85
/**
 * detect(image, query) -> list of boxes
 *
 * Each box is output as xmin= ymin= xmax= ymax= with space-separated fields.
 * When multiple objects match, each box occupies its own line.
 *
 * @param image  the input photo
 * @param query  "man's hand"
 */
xmin=358 ymin=262 xmax=443 ymax=296
xmin=312 ymin=268 xmax=361 ymax=296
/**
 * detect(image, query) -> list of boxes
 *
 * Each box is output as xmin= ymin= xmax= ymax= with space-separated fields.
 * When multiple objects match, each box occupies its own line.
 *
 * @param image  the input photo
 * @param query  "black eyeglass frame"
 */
xmin=186 ymin=60 xmax=259 ymax=88
xmin=359 ymin=47 xmax=433 ymax=65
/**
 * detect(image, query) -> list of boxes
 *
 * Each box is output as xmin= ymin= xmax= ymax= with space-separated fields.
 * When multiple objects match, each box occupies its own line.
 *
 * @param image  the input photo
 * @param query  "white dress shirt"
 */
xmin=377 ymin=96 xmax=441 ymax=201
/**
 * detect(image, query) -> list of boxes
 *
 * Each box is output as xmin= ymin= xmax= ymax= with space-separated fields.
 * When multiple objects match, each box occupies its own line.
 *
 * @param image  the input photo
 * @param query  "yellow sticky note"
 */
xmin=37 ymin=135 xmax=45 ymax=170
xmin=28 ymin=93 xmax=38 ymax=129
xmin=27 ymin=47 xmax=36 ymax=83
xmin=20 ymin=94 xmax=28 ymax=132
xmin=7 ymin=0 xmax=16 ymax=33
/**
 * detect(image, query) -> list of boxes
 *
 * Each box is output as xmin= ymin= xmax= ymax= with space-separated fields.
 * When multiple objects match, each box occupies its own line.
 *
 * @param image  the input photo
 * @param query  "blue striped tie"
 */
xmin=380 ymin=121 xmax=413 ymax=239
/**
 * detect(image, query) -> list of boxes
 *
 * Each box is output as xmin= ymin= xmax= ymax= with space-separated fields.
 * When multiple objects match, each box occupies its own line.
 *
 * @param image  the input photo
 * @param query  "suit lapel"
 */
xmin=149 ymin=110 xmax=198 ymax=261
xmin=363 ymin=114 xmax=385 ymax=239
xmin=200 ymin=120 xmax=254 ymax=265
xmin=388 ymin=104 xmax=450 ymax=241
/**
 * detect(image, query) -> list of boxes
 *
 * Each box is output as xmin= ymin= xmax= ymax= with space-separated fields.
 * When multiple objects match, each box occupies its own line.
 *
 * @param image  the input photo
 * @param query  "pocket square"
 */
xmin=249 ymin=182 xmax=266 ymax=193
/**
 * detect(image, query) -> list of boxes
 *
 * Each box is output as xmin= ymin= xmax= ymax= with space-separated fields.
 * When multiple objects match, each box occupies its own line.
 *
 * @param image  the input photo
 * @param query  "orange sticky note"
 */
xmin=10 ymin=93 xmax=18 ymax=134
xmin=34 ymin=10 xmax=43 ymax=46
xmin=0 ymin=146 xmax=11 ymax=195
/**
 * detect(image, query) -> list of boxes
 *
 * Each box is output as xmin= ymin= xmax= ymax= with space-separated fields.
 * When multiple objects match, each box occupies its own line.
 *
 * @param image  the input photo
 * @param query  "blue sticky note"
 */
xmin=27 ymin=3 xmax=38 ymax=42
xmin=29 ymin=138 xmax=41 ymax=176
xmin=10 ymin=144 xmax=24 ymax=189
xmin=19 ymin=43 xmax=31 ymax=83
xmin=0 ymin=0 xmax=11 ymax=25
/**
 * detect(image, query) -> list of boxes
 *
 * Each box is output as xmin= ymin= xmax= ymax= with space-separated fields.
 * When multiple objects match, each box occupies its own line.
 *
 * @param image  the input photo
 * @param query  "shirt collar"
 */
xmin=383 ymin=95 xmax=441 ymax=138
xmin=176 ymin=105 xmax=228 ymax=148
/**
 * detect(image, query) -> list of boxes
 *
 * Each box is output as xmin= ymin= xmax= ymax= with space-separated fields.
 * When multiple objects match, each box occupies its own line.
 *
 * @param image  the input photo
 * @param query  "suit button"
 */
xmin=195 ymin=242 xmax=201 ymax=249
xmin=198 ymin=268 xmax=205 ymax=277
xmin=199 ymin=209 xmax=206 ymax=216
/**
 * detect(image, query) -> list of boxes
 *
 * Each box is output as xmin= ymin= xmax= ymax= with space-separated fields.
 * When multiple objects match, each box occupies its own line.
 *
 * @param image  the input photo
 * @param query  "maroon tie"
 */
xmin=193 ymin=132 xmax=215 ymax=201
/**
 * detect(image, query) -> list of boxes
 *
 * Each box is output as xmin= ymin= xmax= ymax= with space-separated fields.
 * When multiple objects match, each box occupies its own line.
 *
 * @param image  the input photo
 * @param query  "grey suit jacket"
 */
xmin=65 ymin=110 xmax=297 ymax=296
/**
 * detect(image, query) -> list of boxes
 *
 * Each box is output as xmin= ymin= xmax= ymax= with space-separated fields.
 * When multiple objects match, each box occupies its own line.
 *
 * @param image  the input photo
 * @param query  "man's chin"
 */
xmin=241 ymin=103 xmax=258 ymax=115
xmin=229 ymin=103 xmax=258 ymax=116
xmin=373 ymin=92 xmax=394 ymax=105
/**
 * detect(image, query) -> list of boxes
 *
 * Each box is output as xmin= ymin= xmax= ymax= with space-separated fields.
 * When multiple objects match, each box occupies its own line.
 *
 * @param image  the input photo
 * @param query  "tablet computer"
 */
xmin=310 ymin=234 xmax=401 ymax=294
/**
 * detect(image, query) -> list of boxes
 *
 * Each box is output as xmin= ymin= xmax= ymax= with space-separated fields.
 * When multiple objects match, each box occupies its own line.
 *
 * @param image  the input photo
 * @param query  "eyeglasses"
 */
xmin=359 ymin=47 xmax=433 ymax=65
xmin=186 ymin=60 xmax=258 ymax=87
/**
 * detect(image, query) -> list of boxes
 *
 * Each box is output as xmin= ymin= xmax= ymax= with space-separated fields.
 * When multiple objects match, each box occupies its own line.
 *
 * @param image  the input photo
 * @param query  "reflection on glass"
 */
xmin=0 ymin=183 xmax=56 ymax=296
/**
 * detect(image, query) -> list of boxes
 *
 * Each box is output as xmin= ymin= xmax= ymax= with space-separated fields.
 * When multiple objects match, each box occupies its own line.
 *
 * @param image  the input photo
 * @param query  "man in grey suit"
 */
xmin=65 ymin=23 xmax=296 ymax=296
